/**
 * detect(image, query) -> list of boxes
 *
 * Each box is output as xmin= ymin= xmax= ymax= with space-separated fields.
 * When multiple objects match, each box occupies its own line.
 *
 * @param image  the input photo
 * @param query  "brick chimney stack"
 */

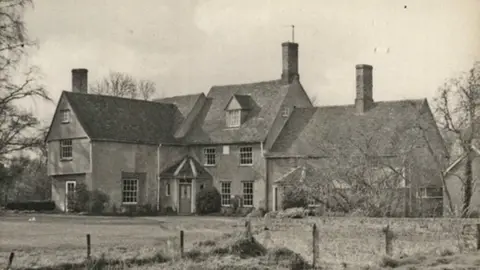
xmin=281 ymin=42 xmax=299 ymax=84
xmin=355 ymin=64 xmax=373 ymax=113
xmin=72 ymin=68 xmax=88 ymax=93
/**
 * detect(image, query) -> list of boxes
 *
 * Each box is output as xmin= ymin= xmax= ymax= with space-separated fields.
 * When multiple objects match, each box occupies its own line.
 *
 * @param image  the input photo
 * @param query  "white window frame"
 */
xmin=60 ymin=139 xmax=73 ymax=160
xmin=61 ymin=109 xmax=71 ymax=124
xmin=227 ymin=109 xmax=241 ymax=128
xmin=220 ymin=182 xmax=231 ymax=206
xmin=282 ymin=106 xmax=289 ymax=117
xmin=204 ymin=147 xmax=216 ymax=166
xmin=418 ymin=187 xmax=443 ymax=199
xmin=242 ymin=181 xmax=254 ymax=207
xmin=240 ymin=146 xmax=253 ymax=166
xmin=223 ymin=145 xmax=230 ymax=155
xmin=122 ymin=178 xmax=138 ymax=204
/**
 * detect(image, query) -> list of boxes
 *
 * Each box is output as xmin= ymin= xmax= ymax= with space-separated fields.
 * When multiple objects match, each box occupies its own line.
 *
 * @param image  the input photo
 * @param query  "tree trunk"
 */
xmin=462 ymin=151 xmax=473 ymax=218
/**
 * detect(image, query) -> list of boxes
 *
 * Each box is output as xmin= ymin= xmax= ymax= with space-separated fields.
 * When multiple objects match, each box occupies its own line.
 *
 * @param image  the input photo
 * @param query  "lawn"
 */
xmin=0 ymin=214 xmax=243 ymax=269
xmin=1 ymin=214 xmax=480 ymax=269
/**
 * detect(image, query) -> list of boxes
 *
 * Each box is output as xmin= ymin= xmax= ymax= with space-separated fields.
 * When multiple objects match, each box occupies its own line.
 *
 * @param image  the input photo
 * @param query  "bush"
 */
xmin=277 ymin=207 xmax=307 ymax=219
xmin=5 ymin=200 xmax=56 ymax=211
xmin=196 ymin=186 xmax=221 ymax=215
xmin=70 ymin=183 xmax=110 ymax=214
xmin=89 ymin=190 xmax=109 ymax=214
xmin=282 ymin=188 xmax=309 ymax=210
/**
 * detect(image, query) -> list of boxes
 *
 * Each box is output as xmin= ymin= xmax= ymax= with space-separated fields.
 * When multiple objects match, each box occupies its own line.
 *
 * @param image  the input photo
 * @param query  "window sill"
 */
xmin=221 ymin=204 xmax=231 ymax=207
xmin=239 ymin=164 xmax=253 ymax=167
xmin=60 ymin=158 xmax=73 ymax=162
xmin=122 ymin=202 xmax=138 ymax=205
xmin=61 ymin=121 xmax=70 ymax=124
xmin=204 ymin=164 xmax=216 ymax=167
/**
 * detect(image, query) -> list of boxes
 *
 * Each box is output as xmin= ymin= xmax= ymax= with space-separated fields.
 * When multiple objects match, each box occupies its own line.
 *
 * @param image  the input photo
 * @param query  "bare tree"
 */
xmin=433 ymin=61 xmax=480 ymax=217
xmin=0 ymin=0 xmax=51 ymax=161
xmin=90 ymin=71 xmax=157 ymax=100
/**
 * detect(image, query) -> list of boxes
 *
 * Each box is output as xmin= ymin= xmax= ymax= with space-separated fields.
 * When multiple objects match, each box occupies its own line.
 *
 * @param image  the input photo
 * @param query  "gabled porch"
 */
xmin=159 ymin=155 xmax=212 ymax=215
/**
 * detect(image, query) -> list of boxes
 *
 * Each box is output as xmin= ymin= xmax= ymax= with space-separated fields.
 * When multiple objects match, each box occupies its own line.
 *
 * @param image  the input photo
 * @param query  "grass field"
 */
xmin=2 ymin=214 xmax=480 ymax=269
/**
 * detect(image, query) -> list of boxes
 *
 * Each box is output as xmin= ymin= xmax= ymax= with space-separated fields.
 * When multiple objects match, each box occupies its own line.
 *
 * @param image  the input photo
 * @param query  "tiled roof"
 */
xmin=153 ymin=93 xmax=205 ymax=132
xmin=270 ymin=99 xmax=428 ymax=157
xmin=64 ymin=91 xmax=178 ymax=144
xmin=160 ymin=155 xmax=212 ymax=179
xmin=184 ymin=80 xmax=290 ymax=144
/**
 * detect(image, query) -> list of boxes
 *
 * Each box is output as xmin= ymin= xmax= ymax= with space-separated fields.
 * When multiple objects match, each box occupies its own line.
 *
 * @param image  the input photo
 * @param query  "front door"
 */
xmin=179 ymin=183 xmax=192 ymax=214
xmin=65 ymin=180 xmax=76 ymax=212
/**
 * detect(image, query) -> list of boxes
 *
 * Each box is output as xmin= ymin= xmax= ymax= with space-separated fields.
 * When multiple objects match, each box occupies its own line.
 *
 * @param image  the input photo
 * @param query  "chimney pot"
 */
xmin=355 ymin=64 xmax=373 ymax=113
xmin=281 ymin=42 xmax=299 ymax=84
xmin=72 ymin=68 xmax=88 ymax=93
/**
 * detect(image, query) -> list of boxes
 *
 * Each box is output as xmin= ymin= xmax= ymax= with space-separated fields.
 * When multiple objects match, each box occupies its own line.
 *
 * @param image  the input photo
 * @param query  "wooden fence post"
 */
xmin=6 ymin=252 xmax=14 ymax=270
xmin=312 ymin=223 xmax=319 ymax=269
xmin=180 ymin=230 xmax=184 ymax=258
xmin=383 ymin=225 xmax=393 ymax=256
xmin=476 ymin=224 xmax=480 ymax=250
xmin=86 ymin=234 xmax=91 ymax=259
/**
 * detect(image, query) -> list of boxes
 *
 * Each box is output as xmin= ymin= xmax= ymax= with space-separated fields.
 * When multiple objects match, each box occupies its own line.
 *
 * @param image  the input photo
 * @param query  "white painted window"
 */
xmin=61 ymin=109 xmax=71 ymax=124
xmin=242 ymin=181 xmax=254 ymax=207
xmin=282 ymin=107 xmax=289 ymax=117
xmin=227 ymin=109 xmax=241 ymax=127
xmin=60 ymin=139 xmax=73 ymax=160
xmin=418 ymin=187 xmax=443 ymax=199
xmin=204 ymin=147 xmax=216 ymax=166
xmin=122 ymin=178 xmax=138 ymax=204
xmin=240 ymin=146 xmax=253 ymax=165
xmin=220 ymin=182 xmax=231 ymax=206
xmin=166 ymin=183 xmax=170 ymax=196
xmin=223 ymin=145 xmax=230 ymax=155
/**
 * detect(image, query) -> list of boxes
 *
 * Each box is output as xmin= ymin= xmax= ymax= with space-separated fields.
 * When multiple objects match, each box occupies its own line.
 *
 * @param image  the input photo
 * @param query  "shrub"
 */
xmin=282 ymin=188 xmax=308 ymax=210
xmin=231 ymin=195 xmax=243 ymax=211
xmin=5 ymin=200 xmax=55 ymax=211
xmin=70 ymin=183 xmax=110 ymax=214
xmin=277 ymin=207 xmax=307 ymax=219
xmin=196 ymin=186 xmax=221 ymax=215
xmin=89 ymin=190 xmax=110 ymax=214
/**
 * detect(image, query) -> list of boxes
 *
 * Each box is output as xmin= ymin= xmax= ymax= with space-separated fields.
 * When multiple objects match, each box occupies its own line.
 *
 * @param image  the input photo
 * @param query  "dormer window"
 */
xmin=227 ymin=109 xmax=241 ymax=128
xmin=282 ymin=107 xmax=289 ymax=117
xmin=225 ymin=94 xmax=255 ymax=128
xmin=61 ymin=109 xmax=71 ymax=124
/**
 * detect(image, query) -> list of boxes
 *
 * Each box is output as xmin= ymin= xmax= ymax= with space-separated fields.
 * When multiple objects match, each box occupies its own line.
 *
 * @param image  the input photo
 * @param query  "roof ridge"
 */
xmin=311 ymin=98 xmax=426 ymax=110
xmin=65 ymin=91 xmax=176 ymax=107
xmin=211 ymin=79 xmax=282 ymax=89
xmin=155 ymin=93 xmax=203 ymax=101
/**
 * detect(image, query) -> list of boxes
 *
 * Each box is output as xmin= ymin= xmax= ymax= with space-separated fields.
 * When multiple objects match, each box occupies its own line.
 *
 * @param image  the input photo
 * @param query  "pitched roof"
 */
xmin=270 ymin=99 xmax=428 ymax=157
xmin=225 ymin=94 xmax=254 ymax=110
xmin=184 ymin=80 xmax=290 ymax=144
xmin=63 ymin=91 xmax=178 ymax=144
xmin=153 ymin=93 xmax=205 ymax=132
xmin=160 ymin=155 xmax=212 ymax=179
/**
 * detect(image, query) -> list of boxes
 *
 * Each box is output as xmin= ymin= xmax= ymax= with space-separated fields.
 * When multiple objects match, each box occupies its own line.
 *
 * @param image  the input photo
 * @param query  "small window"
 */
xmin=223 ymin=145 xmax=230 ymax=155
xmin=227 ymin=109 xmax=241 ymax=127
xmin=122 ymin=178 xmax=138 ymax=204
xmin=61 ymin=109 xmax=71 ymax=124
xmin=240 ymin=147 xmax=253 ymax=165
xmin=200 ymin=184 xmax=205 ymax=190
xmin=60 ymin=139 xmax=73 ymax=160
xmin=418 ymin=187 xmax=443 ymax=199
xmin=166 ymin=183 xmax=170 ymax=196
xmin=281 ymin=107 xmax=289 ymax=117
xmin=220 ymin=182 xmax=231 ymax=206
xmin=204 ymin=147 xmax=216 ymax=166
xmin=242 ymin=181 xmax=254 ymax=207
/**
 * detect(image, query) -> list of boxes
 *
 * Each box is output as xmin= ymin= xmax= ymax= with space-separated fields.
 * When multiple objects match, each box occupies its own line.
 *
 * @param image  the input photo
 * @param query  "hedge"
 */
xmin=6 ymin=200 xmax=56 ymax=211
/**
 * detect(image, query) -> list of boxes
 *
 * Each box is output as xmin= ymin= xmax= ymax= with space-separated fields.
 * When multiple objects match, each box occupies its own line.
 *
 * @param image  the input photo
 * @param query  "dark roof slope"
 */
xmin=64 ymin=91 xmax=178 ymax=144
xmin=154 ymin=93 xmax=204 ymax=132
xmin=270 ymin=99 xmax=427 ymax=156
xmin=160 ymin=155 xmax=212 ymax=179
xmin=184 ymin=80 xmax=290 ymax=144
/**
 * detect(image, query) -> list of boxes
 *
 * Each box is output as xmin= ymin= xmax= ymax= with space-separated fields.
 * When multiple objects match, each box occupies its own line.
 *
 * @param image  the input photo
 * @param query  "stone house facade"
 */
xmin=46 ymin=40 xmax=447 ymax=216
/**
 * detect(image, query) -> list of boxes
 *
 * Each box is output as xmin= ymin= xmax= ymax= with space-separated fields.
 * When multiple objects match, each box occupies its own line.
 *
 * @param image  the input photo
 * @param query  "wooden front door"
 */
xmin=179 ymin=183 xmax=192 ymax=214
xmin=65 ymin=180 xmax=76 ymax=212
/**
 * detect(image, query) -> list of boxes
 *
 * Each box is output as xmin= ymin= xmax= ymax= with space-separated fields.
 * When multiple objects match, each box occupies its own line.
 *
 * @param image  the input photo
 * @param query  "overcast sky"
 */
xmin=22 ymin=0 xmax=480 ymax=124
